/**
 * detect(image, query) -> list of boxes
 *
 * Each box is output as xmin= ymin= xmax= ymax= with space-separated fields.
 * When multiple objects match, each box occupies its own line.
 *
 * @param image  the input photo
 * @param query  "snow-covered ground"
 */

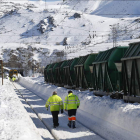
xmin=1 ymin=76 xmax=140 ymax=140
xmin=0 ymin=78 xmax=43 ymax=140
xmin=14 ymin=82 xmax=104 ymax=140
xmin=17 ymin=76 xmax=140 ymax=140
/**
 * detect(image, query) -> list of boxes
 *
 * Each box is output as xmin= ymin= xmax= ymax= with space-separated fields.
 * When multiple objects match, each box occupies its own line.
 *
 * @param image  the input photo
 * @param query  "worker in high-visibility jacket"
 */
xmin=12 ymin=76 xmax=16 ymax=82
xmin=45 ymin=91 xmax=63 ymax=128
xmin=64 ymin=90 xmax=80 ymax=128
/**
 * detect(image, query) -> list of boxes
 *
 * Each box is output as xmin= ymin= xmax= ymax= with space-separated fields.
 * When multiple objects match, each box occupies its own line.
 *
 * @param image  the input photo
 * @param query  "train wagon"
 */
xmin=55 ymin=61 xmax=67 ymax=87
xmin=46 ymin=63 xmax=54 ymax=83
xmin=48 ymin=63 xmax=58 ymax=84
xmin=63 ymin=58 xmax=79 ymax=89
xmin=74 ymin=54 xmax=98 ymax=90
xmin=92 ymin=46 xmax=128 ymax=96
xmin=44 ymin=65 xmax=50 ymax=83
xmin=121 ymin=42 xmax=140 ymax=103
xmin=9 ymin=69 xmax=18 ymax=79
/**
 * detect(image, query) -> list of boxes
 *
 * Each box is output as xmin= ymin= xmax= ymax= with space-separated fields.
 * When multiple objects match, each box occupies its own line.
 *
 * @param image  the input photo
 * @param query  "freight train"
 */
xmin=44 ymin=41 xmax=140 ymax=103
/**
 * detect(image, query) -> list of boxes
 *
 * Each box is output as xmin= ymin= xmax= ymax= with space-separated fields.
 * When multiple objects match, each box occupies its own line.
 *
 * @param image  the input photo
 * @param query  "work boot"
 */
xmin=53 ymin=125 xmax=56 ymax=128
xmin=72 ymin=121 xmax=76 ymax=129
xmin=67 ymin=121 xmax=71 ymax=128
xmin=56 ymin=123 xmax=59 ymax=127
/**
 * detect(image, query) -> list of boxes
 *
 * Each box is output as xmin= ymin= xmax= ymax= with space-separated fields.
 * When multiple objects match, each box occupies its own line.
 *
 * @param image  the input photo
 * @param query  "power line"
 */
xmin=57 ymin=1 xmax=80 ymax=26
xmin=1 ymin=1 xmax=140 ymax=46
xmin=0 ymin=23 xmax=139 ymax=42
xmin=63 ymin=23 xmax=140 ymax=53
xmin=1 ymin=1 xmax=140 ymax=36
xmin=53 ymin=0 xmax=67 ymax=18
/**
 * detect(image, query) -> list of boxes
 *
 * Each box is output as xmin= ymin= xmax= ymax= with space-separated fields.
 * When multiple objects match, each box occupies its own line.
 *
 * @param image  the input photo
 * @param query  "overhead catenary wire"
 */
xmin=1 ymin=1 xmax=140 ymax=36
xmin=0 ymin=22 xmax=139 ymax=41
xmin=0 ymin=24 xmax=140 ymax=44
xmin=53 ymin=0 xmax=68 ymax=18
xmin=1 ymin=20 xmax=139 ymax=37
xmin=57 ymin=0 xmax=80 ymax=26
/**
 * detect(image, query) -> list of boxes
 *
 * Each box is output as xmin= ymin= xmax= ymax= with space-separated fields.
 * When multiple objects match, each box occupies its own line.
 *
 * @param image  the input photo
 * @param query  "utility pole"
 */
xmin=110 ymin=23 xmax=119 ymax=47
xmin=44 ymin=0 xmax=47 ymax=12
xmin=45 ymin=0 xmax=46 ymax=10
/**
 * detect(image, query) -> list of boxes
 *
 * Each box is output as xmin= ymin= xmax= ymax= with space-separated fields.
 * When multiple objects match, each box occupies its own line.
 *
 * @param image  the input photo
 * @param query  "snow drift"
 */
xmin=18 ymin=76 xmax=140 ymax=140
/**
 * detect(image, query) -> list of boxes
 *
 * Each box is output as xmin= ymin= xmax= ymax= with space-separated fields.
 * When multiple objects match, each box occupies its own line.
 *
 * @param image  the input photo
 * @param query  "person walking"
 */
xmin=12 ymin=76 xmax=16 ymax=82
xmin=64 ymin=90 xmax=80 ymax=129
xmin=45 ymin=91 xmax=63 ymax=128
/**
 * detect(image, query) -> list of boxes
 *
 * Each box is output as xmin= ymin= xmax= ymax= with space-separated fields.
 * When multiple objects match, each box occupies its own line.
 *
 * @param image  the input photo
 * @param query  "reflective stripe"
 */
xmin=71 ymin=116 xmax=76 ymax=121
xmin=67 ymin=102 xmax=76 ymax=104
xmin=68 ymin=117 xmax=72 ymax=121
xmin=50 ymin=104 xmax=60 ymax=106
xmin=50 ymin=103 xmax=59 ymax=105
xmin=46 ymin=103 xmax=49 ymax=105
xmin=67 ymin=101 xmax=76 ymax=102
xmin=50 ymin=103 xmax=60 ymax=105
xmin=49 ymin=101 xmax=61 ymax=103
xmin=50 ymin=102 xmax=62 ymax=104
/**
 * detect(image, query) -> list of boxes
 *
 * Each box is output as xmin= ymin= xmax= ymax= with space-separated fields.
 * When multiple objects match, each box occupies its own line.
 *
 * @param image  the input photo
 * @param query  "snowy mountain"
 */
xmin=0 ymin=0 xmax=140 ymax=75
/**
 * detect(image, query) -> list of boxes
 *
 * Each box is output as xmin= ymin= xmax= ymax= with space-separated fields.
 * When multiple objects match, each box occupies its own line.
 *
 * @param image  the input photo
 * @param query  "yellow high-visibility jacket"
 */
xmin=12 ymin=77 xmax=16 ymax=81
xmin=64 ymin=93 xmax=80 ymax=110
xmin=45 ymin=95 xmax=63 ymax=112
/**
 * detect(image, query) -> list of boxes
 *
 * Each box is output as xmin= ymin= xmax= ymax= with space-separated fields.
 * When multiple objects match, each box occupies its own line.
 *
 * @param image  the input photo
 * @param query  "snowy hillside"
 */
xmin=0 ymin=0 xmax=140 ymax=73
xmin=66 ymin=0 xmax=140 ymax=16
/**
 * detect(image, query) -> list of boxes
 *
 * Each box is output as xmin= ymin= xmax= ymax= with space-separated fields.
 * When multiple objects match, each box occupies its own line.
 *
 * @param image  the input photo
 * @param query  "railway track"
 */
xmin=12 ymin=82 xmax=105 ymax=140
xmin=12 ymin=82 xmax=55 ymax=140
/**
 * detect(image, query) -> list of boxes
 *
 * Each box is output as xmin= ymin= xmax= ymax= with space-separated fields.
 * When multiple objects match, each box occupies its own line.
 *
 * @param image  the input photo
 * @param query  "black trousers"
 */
xmin=68 ymin=109 xmax=77 ymax=117
xmin=51 ymin=111 xmax=59 ymax=126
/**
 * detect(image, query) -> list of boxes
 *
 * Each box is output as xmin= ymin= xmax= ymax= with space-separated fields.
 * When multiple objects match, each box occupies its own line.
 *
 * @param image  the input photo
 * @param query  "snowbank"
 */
xmin=0 ymin=79 xmax=43 ymax=140
xmin=14 ymin=82 xmax=103 ymax=140
xmin=18 ymin=76 xmax=140 ymax=140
